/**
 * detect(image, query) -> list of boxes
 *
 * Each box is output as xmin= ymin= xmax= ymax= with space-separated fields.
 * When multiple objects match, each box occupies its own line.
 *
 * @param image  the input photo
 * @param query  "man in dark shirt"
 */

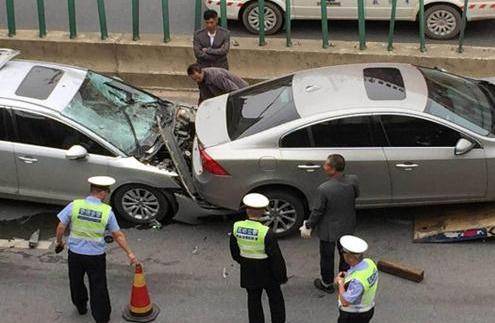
xmin=230 ymin=193 xmax=288 ymax=323
xmin=187 ymin=63 xmax=248 ymax=104
xmin=299 ymin=154 xmax=360 ymax=294
xmin=193 ymin=9 xmax=230 ymax=69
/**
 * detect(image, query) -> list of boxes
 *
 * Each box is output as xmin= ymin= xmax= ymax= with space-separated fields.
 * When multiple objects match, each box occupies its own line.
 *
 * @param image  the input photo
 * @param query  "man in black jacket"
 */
xmin=230 ymin=193 xmax=288 ymax=323
xmin=299 ymin=154 xmax=360 ymax=294
xmin=193 ymin=9 xmax=230 ymax=69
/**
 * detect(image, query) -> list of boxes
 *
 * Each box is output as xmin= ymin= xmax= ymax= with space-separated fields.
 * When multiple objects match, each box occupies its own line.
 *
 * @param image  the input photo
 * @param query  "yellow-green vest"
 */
xmin=70 ymin=199 xmax=111 ymax=243
xmin=340 ymin=258 xmax=378 ymax=313
xmin=233 ymin=220 xmax=269 ymax=259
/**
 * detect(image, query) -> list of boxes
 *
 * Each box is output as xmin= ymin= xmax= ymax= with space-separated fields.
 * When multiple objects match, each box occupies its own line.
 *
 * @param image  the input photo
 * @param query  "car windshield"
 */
xmin=420 ymin=67 xmax=495 ymax=137
xmin=226 ymin=75 xmax=299 ymax=140
xmin=62 ymin=71 xmax=165 ymax=155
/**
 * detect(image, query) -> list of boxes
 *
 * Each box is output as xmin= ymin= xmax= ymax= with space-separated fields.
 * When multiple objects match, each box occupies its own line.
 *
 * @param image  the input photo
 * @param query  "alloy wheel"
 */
xmin=248 ymin=6 xmax=278 ymax=32
xmin=259 ymin=198 xmax=298 ymax=234
xmin=427 ymin=10 xmax=457 ymax=37
xmin=122 ymin=188 xmax=160 ymax=221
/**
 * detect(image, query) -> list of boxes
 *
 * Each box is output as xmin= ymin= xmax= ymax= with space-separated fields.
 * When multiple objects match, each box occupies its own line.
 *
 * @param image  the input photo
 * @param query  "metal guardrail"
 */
xmin=3 ymin=0 xmax=471 ymax=53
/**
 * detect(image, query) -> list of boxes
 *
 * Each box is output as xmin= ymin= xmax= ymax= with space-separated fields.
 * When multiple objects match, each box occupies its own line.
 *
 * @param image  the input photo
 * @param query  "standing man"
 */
xmin=55 ymin=176 xmax=138 ymax=323
xmin=187 ymin=63 xmax=248 ymax=104
xmin=335 ymin=235 xmax=378 ymax=323
xmin=230 ymin=193 xmax=288 ymax=323
xmin=193 ymin=9 xmax=230 ymax=69
xmin=299 ymin=154 xmax=360 ymax=293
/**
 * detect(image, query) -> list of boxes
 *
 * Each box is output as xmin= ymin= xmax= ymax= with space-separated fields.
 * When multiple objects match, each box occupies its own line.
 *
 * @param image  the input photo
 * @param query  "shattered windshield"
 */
xmin=420 ymin=67 xmax=495 ymax=137
xmin=62 ymin=71 xmax=164 ymax=155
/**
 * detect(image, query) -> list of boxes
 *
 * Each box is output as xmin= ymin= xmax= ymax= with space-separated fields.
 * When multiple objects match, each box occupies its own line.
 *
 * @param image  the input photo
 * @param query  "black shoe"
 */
xmin=314 ymin=278 xmax=335 ymax=294
xmin=76 ymin=305 xmax=87 ymax=315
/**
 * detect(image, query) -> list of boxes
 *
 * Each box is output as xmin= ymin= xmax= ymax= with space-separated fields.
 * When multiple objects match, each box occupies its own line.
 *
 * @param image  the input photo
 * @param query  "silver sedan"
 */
xmin=0 ymin=49 xmax=195 ymax=224
xmin=184 ymin=63 xmax=495 ymax=236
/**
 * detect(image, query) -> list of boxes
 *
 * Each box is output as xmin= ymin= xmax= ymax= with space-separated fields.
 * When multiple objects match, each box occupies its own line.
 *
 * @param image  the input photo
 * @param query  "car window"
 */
xmin=380 ymin=115 xmax=461 ymax=147
xmin=226 ymin=75 xmax=300 ymax=140
xmin=280 ymin=127 xmax=312 ymax=148
xmin=363 ymin=68 xmax=406 ymax=101
xmin=419 ymin=67 xmax=494 ymax=137
xmin=0 ymin=107 xmax=10 ymax=141
xmin=311 ymin=116 xmax=378 ymax=147
xmin=13 ymin=110 xmax=113 ymax=156
xmin=15 ymin=66 xmax=64 ymax=100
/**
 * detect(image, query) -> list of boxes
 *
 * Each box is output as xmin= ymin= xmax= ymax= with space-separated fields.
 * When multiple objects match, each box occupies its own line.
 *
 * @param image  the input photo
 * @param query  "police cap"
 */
xmin=340 ymin=235 xmax=368 ymax=254
xmin=242 ymin=193 xmax=269 ymax=209
xmin=88 ymin=176 xmax=116 ymax=187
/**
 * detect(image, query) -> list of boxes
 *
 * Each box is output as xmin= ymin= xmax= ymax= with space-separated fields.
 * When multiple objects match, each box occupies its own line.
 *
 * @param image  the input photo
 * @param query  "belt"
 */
xmin=339 ymin=304 xmax=374 ymax=313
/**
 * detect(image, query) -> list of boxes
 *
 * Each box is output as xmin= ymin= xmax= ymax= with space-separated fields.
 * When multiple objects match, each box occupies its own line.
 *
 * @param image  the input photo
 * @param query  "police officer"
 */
xmin=230 ymin=193 xmax=288 ymax=323
xmin=334 ymin=235 xmax=378 ymax=323
xmin=55 ymin=176 xmax=138 ymax=323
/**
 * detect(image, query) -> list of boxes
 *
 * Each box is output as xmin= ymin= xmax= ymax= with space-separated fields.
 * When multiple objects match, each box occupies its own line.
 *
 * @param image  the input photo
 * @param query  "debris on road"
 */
xmin=192 ymin=246 xmax=199 ymax=255
xmin=28 ymin=229 xmax=40 ymax=248
xmin=0 ymin=238 xmax=51 ymax=250
xmin=377 ymin=259 xmax=424 ymax=283
xmin=222 ymin=267 xmax=229 ymax=279
xmin=414 ymin=203 xmax=495 ymax=242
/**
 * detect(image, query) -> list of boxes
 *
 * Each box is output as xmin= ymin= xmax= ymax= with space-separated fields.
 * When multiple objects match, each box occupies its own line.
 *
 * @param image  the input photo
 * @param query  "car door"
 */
xmin=292 ymin=0 xmax=352 ymax=19
xmin=0 ymin=106 xmax=18 ymax=194
xmin=278 ymin=115 xmax=391 ymax=207
xmin=365 ymin=0 xmax=417 ymax=20
xmin=11 ymin=108 xmax=113 ymax=202
xmin=379 ymin=114 xmax=487 ymax=203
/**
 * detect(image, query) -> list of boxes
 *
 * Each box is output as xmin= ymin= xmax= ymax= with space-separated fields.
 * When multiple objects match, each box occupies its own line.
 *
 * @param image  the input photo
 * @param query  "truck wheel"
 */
xmin=257 ymin=189 xmax=305 ymax=238
xmin=112 ymin=184 xmax=174 ymax=224
xmin=242 ymin=2 xmax=284 ymax=35
xmin=425 ymin=5 xmax=461 ymax=40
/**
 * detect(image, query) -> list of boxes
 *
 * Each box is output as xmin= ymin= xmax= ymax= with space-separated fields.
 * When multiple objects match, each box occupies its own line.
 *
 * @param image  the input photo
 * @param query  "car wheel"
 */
xmin=242 ymin=2 xmax=284 ymax=35
xmin=112 ymin=184 xmax=173 ymax=224
xmin=257 ymin=189 xmax=305 ymax=237
xmin=424 ymin=5 xmax=461 ymax=40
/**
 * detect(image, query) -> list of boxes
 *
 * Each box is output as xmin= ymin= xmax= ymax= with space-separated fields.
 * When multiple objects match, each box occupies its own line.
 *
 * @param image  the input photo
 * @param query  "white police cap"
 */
xmin=243 ymin=193 xmax=269 ymax=209
xmin=340 ymin=235 xmax=368 ymax=254
xmin=88 ymin=176 xmax=116 ymax=187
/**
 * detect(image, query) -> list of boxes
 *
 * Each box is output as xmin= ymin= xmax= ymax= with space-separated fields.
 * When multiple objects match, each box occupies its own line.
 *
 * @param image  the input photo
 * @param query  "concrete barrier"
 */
xmin=2 ymin=29 xmax=495 ymax=90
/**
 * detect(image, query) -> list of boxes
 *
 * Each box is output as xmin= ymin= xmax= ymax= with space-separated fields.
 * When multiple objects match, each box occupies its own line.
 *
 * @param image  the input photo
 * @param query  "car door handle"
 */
xmin=395 ymin=163 xmax=419 ymax=170
xmin=297 ymin=164 xmax=321 ymax=172
xmin=18 ymin=156 xmax=38 ymax=164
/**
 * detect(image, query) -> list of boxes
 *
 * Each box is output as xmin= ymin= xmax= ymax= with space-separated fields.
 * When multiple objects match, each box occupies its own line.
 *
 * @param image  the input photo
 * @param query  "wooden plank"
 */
xmin=414 ymin=203 xmax=495 ymax=242
xmin=377 ymin=259 xmax=424 ymax=283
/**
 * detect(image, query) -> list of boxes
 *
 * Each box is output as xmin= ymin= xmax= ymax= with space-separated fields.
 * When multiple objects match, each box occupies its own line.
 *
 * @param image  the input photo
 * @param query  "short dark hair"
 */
xmin=204 ymin=9 xmax=218 ymax=20
xmin=90 ymin=184 xmax=110 ymax=194
xmin=187 ymin=63 xmax=202 ymax=75
xmin=326 ymin=154 xmax=345 ymax=172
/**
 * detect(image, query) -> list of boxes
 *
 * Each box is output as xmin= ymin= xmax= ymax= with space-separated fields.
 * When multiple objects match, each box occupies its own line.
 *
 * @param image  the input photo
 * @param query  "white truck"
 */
xmin=205 ymin=0 xmax=495 ymax=39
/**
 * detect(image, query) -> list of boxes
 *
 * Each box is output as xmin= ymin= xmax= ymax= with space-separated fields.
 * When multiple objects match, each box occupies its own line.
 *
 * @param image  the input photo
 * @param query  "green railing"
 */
xmin=3 ymin=0 xmax=471 ymax=52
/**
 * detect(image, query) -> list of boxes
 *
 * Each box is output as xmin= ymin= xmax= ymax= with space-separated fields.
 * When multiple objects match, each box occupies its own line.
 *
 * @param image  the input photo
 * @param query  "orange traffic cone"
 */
xmin=122 ymin=264 xmax=160 ymax=322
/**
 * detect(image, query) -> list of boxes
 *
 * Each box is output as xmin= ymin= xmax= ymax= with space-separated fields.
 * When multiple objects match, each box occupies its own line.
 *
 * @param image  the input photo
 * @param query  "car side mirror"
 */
xmin=455 ymin=138 xmax=475 ymax=156
xmin=65 ymin=145 xmax=88 ymax=160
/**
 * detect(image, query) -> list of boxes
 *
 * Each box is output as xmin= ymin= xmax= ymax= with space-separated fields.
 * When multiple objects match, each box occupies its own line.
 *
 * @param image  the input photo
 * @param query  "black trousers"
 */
xmin=338 ymin=308 xmax=374 ymax=323
xmin=68 ymin=250 xmax=111 ymax=323
xmin=320 ymin=240 xmax=349 ymax=285
xmin=246 ymin=285 xmax=285 ymax=323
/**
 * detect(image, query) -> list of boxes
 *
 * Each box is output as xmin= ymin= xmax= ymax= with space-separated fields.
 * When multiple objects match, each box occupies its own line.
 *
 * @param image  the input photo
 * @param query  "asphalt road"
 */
xmin=1 ymin=0 xmax=495 ymax=47
xmin=1 ymin=197 xmax=494 ymax=323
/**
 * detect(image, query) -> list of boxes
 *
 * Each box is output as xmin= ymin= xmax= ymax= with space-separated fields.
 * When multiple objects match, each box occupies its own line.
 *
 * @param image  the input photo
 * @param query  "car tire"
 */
xmin=257 ymin=189 xmax=305 ymax=238
xmin=112 ymin=184 xmax=174 ymax=224
xmin=424 ymin=5 xmax=461 ymax=40
xmin=242 ymin=2 xmax=284 ymax=35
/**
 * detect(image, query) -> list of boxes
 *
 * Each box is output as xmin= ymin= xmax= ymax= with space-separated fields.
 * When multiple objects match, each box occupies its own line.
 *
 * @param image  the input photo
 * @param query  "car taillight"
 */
xmin=199 ymin=143 xmax=230 ymax=176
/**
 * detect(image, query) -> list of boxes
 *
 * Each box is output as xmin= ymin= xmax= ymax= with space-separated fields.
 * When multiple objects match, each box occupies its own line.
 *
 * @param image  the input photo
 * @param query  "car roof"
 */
xmin=292 ymin=63 xmax=428 ymax=118
xmin=0 ymin=59 xmax=87 ymax=112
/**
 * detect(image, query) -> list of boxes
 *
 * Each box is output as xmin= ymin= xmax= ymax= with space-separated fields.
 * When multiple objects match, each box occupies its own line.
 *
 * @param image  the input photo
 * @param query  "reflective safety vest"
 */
xmin=70 ymin=199 xmax=111 ymax=243
xmin=339 ymin=258 xmax=378 ymax=313
xmin=233 ymin=220 xmax=269 ymax=260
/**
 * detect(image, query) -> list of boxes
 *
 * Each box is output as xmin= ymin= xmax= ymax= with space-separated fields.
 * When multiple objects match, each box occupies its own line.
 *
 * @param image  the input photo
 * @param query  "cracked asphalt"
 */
xmin=1 ymin=197 xmax=494 ymax=323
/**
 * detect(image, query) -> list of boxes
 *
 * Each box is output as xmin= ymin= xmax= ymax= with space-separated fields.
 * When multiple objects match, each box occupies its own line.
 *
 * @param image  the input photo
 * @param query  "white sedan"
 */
xmin=205 ymin=0 xmax=495 ymax=40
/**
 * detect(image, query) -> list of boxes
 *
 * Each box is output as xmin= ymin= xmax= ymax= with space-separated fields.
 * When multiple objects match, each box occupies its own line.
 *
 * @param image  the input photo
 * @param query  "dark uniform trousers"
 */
xmin=247 ymin=285 xmax=285 ymax=323
xmin=320 ymin=240 xmax=350 ymax=285
xmin=338 ymin=308 xmax=374 ymax=323
xmin=68 ymin=250 xmax=111 ymax=323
